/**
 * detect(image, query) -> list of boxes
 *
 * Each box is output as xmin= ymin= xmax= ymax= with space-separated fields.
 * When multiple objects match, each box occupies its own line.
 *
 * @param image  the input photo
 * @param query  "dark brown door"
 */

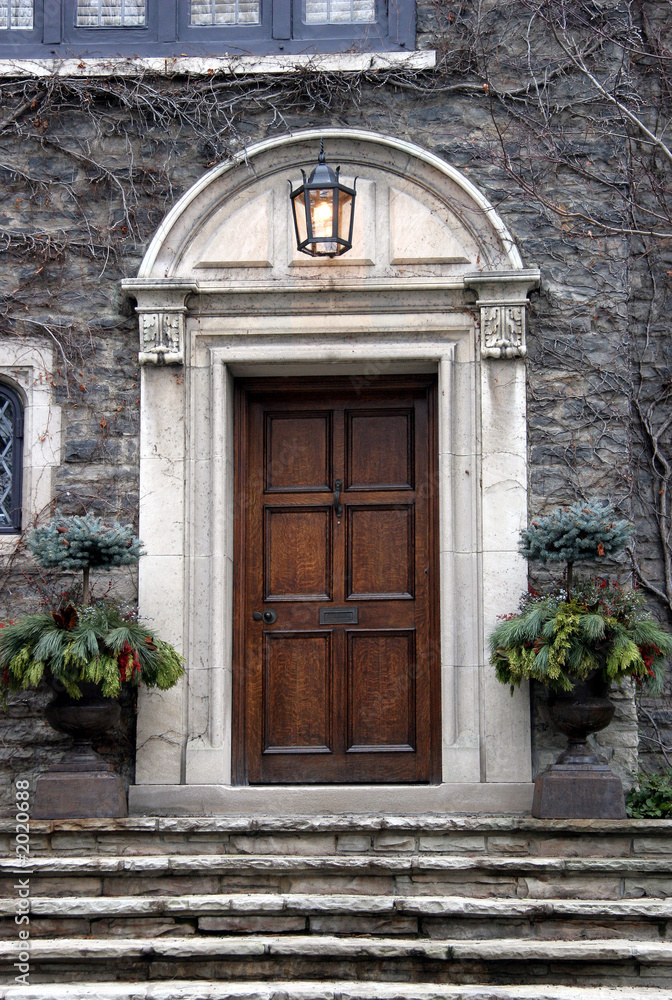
xmin=234 ymin=376 xmax=439 ymax=784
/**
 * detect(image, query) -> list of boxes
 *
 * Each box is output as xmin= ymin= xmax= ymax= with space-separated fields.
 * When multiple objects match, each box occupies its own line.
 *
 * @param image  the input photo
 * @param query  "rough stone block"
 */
xmin=418 ymin=835 xmax=486 ymax=853
xmin=91 ymin=917 xmax=193 ymax=937
xmin=308 ymin=915 xmax=418 ymax=935
xmin=198 ymin=915 xmax=306 ymax=933
xmin=229 ymin=835 xmax=336 ymax=856
xmin=486 ymin=835 xmax=530 ymax=854
xmin=337 ymin=835 xmax=371 ymax=853
xmin=633 ymin=837 xmax=672 ymax=855
xmin=372 ymin=834 xmax=415 ymax=852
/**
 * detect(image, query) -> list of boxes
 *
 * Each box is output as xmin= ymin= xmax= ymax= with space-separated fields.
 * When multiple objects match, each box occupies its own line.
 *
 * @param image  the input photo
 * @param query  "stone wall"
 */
xmin=0 ymin=0 xmax=670 ymax=809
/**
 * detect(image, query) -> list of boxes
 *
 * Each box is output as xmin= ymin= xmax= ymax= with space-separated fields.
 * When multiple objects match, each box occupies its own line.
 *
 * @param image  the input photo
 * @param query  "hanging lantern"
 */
xmin=289 ymin=140 xmax=357 ymax=258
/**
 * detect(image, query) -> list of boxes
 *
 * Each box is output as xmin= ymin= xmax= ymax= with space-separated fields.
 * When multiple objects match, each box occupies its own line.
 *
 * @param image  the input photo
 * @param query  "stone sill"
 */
xmin=5 ymin=814 xmax=672 ymax=835
xmin=0 ymin=50 xmax=436 ymax=79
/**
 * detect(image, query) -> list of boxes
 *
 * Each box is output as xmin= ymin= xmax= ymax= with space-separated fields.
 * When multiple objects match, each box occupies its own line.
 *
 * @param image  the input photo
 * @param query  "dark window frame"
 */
xmin=0 ymin=0 xmax=415 ymax=58
xmin=0 ymin=383 xmax=24 ymax=536
xmin=62 ymin=0 xmax=158 ymax=48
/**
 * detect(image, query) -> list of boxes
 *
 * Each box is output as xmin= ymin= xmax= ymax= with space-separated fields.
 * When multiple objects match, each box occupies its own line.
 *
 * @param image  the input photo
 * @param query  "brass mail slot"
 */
xmin=319 ymin=607 xmax=359 ymax=625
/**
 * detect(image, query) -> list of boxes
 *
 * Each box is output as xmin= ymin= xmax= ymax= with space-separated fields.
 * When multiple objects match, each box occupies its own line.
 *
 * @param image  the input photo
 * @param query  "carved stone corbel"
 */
xmin=137 ymin=310 xmax=185 ymax=365
xmin=464 ymin=269 xmax=541 ymax=360
xmin=120 ymin=279 xmax=198 ymax=367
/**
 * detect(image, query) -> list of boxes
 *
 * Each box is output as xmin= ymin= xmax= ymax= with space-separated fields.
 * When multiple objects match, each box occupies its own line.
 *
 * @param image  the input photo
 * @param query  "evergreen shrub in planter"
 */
xmin=489 ymin=501 xmax=672 ymax=818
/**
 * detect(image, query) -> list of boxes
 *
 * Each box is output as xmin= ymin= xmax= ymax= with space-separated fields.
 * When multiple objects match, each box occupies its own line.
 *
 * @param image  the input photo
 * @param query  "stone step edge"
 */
xmin=2 ymin=854 xmax=672 ymax=874
xmin=0 ymin=982 xmax=668 ymax=1000
xmin=3 ymin=892 xmax=672 ymax=920
xmin=2 ymin=935 xmax=672 ymax=962
xmin=3 ymin=816 xmax=672 ymax=835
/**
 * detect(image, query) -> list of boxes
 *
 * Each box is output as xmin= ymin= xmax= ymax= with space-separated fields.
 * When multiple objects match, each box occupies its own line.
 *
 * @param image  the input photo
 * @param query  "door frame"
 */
xmin=130 ymin=317 xmax=534 ymax=810
xmin=232 ymin=374 xmax=442 ymax=785
xmin=127 ymin=127 xmax=538 ymax=814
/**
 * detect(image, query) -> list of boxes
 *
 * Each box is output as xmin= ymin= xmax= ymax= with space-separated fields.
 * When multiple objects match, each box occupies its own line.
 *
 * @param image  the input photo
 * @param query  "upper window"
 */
xmin=75 ymin=1 xmax=147 ymax=27
xmin=0 ymin=384 xmax=23 ymax=535
xmin=0 ymin=0 xmax=415 ymax=57
xmin=0 ymin=0 xmax=33 ymax=29
xmin=190 ymin=1 xmax=261 ymax=26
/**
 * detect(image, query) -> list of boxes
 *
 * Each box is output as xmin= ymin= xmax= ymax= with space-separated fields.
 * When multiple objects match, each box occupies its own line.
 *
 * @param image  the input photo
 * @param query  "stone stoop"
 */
xmin=0 ymin=816 xmax=671 ymax=996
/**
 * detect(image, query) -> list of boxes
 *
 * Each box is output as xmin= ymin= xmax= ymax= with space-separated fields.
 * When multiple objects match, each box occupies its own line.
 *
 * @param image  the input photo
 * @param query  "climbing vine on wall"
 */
xmin=0 ymin=0 xmax=671 ymax=779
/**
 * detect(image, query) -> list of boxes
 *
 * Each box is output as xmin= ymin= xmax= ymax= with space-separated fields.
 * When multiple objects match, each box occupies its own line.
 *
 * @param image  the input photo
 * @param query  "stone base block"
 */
xmin=33 ymin=770 xmax=128 ymax=819
xmin=532 ymin=767 xmax=626 ymax=819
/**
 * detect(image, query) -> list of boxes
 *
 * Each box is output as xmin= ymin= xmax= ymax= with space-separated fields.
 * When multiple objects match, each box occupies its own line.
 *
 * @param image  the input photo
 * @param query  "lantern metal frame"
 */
xmin=289 ymin=141 xmax=357 ymax=258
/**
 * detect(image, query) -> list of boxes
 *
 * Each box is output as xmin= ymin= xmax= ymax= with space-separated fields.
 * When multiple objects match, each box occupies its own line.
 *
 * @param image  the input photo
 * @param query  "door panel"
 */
xmin=263 ymin=631 xmax=332 ymax=753
xmin=346 ymin=629 xmax=416 ymax=752
xmin=347 ymin=409 xmax=414 ymax=490
xmin=265 ymin=506 xmax=332 ymax=600
xmin=347 ymin=505 xmax=414 ymax=599
xmin=235 ymin=375 xmax=439 ymax=784
xmin=265 ymin=411 xmax=331 ymax=492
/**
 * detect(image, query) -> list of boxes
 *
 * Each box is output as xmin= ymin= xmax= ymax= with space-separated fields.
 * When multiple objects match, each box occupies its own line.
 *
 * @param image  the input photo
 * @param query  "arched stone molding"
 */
xmin=123 ymin=128 xmax=540 ymax=815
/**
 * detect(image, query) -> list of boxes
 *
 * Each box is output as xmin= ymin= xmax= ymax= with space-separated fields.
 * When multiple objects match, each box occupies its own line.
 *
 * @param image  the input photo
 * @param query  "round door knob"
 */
xmin=253 ymin=610 xmax=277 ymax=624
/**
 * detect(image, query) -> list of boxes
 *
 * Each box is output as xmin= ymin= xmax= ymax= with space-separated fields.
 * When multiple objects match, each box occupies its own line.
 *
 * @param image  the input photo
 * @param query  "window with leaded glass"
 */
xmin=76 ymin=0 xmax=146 ymax=27
xmin=0 ymin=0 xmax=415 ymax=55
xmin=0 ymin=0 xmax=32 ymax=29
xmin=190 ymin=1 xmax=260 ymax=26
xmin=0 ymin=385 xmax=23 ymax=535
xmin=304 ymin=0 xmax=375 ymax=24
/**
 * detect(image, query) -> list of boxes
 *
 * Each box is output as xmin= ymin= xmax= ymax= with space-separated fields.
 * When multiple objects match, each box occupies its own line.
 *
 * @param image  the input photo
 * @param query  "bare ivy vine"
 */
xmin=0 ymin=0 xmax=671 ymax=777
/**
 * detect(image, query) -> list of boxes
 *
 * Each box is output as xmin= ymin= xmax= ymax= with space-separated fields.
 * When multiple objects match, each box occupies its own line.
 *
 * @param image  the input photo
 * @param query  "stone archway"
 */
xmin=123 ymin=128 xmax=539 ymax=815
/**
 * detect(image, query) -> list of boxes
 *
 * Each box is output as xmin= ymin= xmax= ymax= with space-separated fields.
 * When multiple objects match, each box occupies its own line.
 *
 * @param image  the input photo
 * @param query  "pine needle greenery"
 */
xmin=0 ymin=601 xmax=184 ymax=702
xmin=519 ymin=500 xmax=633 ymax=597
xmin=490 ymin=578 xmax=672 ymax=695
xmin=491 ymin=501 xmax=672 ymax=695
xmin=26 ymin=512 xmax=144 ymax=604
xmin=0 ymin=511 xmax=183 ymax=703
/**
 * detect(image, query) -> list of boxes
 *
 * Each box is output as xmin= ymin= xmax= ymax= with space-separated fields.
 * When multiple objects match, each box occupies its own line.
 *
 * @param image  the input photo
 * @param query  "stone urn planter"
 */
xmin=0 ymin=516 xmax=184 ymax=819
xmin=33 ymin=679 xmax=128 ymax=819
xmin=531 ymin=673 xmax=626 ymax=819
xmin=487 ymin=501 xmax=672 ymax=820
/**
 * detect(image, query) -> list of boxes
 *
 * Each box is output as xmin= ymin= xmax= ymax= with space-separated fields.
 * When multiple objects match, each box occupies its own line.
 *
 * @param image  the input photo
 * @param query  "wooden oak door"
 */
xmin=234 ymin=376 xmax=439 ymax=784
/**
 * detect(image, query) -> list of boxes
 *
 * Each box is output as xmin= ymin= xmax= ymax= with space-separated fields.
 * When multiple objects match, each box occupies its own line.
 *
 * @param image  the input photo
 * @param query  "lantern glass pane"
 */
xmin=309 ymin=188 xmax=337 ymax=254
xmin=337 ymin=191 xmax=353 ymax=244
xmin=293 ymin=190 xmax=308 ymax=246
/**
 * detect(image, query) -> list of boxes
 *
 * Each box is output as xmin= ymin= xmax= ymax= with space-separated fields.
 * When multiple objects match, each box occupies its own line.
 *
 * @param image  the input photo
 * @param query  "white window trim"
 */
xmin=0 ymin=49 xmax=434 ymax=78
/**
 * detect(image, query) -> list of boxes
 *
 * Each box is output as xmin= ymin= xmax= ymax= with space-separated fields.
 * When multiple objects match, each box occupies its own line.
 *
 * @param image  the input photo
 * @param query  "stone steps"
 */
xmin=4 ymin=816 xmax=672 ymax=858
xmin=2 ymin=817 xmax=672 ymax=992
xmin=0 ymin=983 xmax=668 ymax=1000
xmin=1 ymin=934 xmax=672 ymax=986
xmin=2 ymin=852 xmax=672 ymax=900
xmin=2 ymin=892 xmax=672 ymax=940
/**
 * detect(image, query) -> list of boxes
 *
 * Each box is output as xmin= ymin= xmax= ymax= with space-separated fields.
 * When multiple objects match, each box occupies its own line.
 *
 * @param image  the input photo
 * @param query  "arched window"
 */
xmin=0 ymin=384 xmax=23 ymax=534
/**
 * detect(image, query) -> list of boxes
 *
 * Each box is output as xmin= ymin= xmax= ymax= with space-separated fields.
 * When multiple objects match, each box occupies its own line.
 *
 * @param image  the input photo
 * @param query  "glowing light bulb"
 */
xmin=311 ymin=192 xmax=333 ymax=238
